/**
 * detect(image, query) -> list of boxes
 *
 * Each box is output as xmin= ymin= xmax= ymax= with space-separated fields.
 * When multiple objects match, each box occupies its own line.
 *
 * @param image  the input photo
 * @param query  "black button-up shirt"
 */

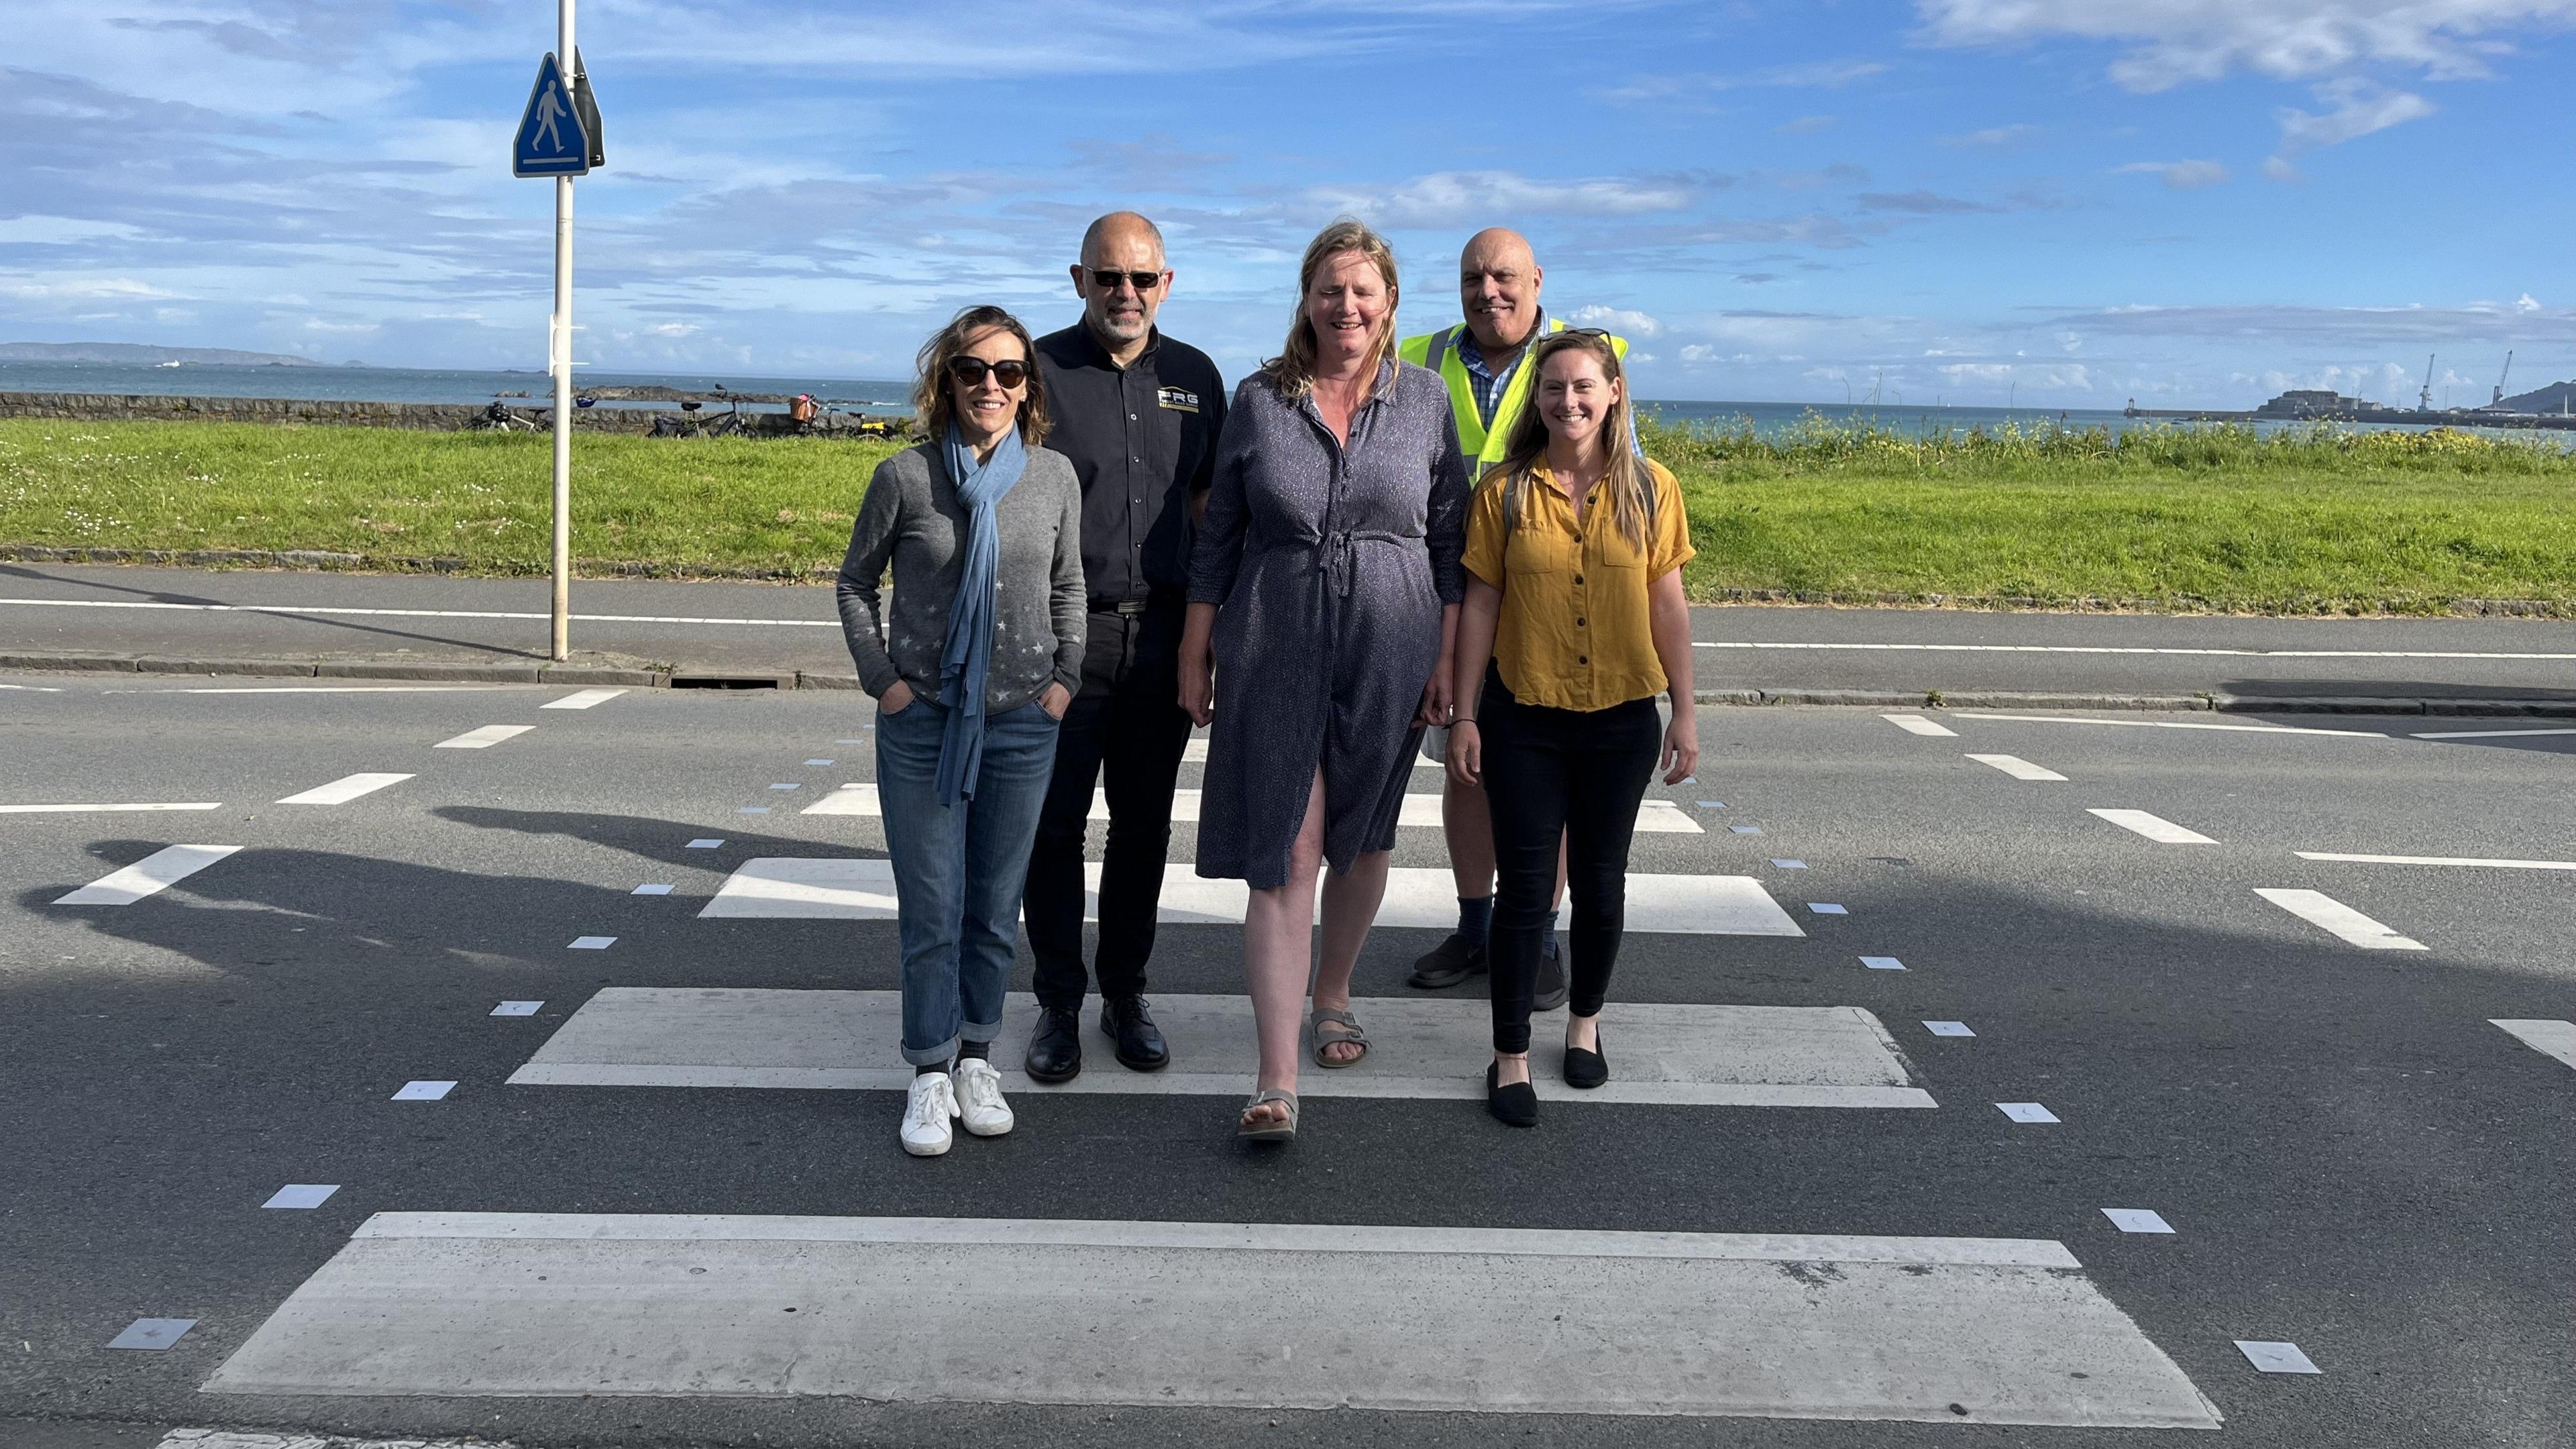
xmin=1034 ymin=322 xmax=1227 ymax=604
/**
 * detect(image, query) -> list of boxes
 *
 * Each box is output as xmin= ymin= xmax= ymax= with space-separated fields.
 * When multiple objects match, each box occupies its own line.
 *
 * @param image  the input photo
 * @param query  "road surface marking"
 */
xmin=390 ymin=1081 xmax=455 ymax=1101
xmin=1688 ymin=636 xmax=2574 ymax=661
xmin=2489 ymin=1020 xmax=2576 ymax=1071
xmin=1958 ymin=712 xmax=2386 ymax=737
xmin=1923 ymin=1021 xmax=1974 ymax=1037
xmin=1862 ymin=956 xmax=1907 ymax=970
xmin=2412 ymin=727 xmax=2576 ymax=740
xmin=262 ymin=1185 xmax=339 ymax=1210
xmin=541 ymin=688 xmax=627 ymax=710
xmin=1183 ymin=737 xmax=1436 ymax=767
xmin=2253 ymin=888 xmax=2426 ymax=950
xmin=2234 ymin=1340 xmax=2320 ymax=1375
xmin=2296 ymin=851 xmax=2576 ymax=871
xmin=0 ymin=596 xmax=843 ymax=628
xmin=433 ymin=724 xmax=533 ymax=749
xmin=0 ymin=683 xmax=62 ymax=691
xmin=684 ymin=838 xmax=722 ymax=849
xmin=276 ymin=772 xmax=413 ymax=806
xmin=804 ymin=783 xmax=1701 ymax=833
xmin=1809 ymin=902 xmax=1847 ymax=914
xmin=202 ymin=1212 xmax=2219 ymax=1428
xmin=53 ymin=844 xmax=240 ymax=905
xmin=512 ymin=989 xmax=1929 ymax=1107
xmin=1882 ymin=713 xmax=1957 ymax=737
xmin=1997 ymin=1102 xmax=2059 ymax=1124
xmin=2102 ymin=1209 xmax=2173 ymax=1234
xmin=1968 ymin=753 xmax=2067 ymax=781
xmin=568 ymin=936 xmax=616 ymax=950
xmin=698 ymin=858 xmax=1803 ymax=935
xmin=131 ymin=685 xmax=521 ymax=695
xmin=107 ymin=1318 xmax=194 ymax=1350
xmin=2088 ymin=808 xmax=2216 ymax=844
xmin=156 ymin=1434 xmax=497 ymax=1449
xmin=0 ymin=802 xmax=221 ymax=813
xmin=633 ymin=883 xmax=674 ymax=895
xmin=490 ymin=1002 xmax=544 ymax=1017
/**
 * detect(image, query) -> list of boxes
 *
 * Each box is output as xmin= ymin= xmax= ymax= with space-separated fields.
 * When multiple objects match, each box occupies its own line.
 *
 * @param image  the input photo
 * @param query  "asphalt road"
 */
xmin=5 ymin=561 xmax=2571 ymax=700
xmin=1 ymin=676 xmax=2569 ymax=1448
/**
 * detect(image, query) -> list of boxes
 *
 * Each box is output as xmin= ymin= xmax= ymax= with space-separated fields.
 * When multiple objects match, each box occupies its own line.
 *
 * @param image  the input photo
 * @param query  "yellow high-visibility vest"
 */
xmin=1398 ymin=317 xmax=1628 ymax=465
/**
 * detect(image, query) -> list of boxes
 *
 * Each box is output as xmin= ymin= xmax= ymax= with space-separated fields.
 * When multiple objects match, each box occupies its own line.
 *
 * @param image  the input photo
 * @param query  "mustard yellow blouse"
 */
xmin=1461 ymin=459 xmax=1695 ymax=712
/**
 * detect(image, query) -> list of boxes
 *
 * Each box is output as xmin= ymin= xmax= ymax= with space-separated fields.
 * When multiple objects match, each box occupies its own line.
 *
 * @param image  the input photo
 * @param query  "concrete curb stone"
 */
xmin=133 ymin=657 xmax=315 ymax=677
xmin=796 ymin=671 xmax=866 ymax=690
xmin=313 ymin=659 xmax=544 ymax=682
xmin=0 ymin=651 xmax=138 ymax=672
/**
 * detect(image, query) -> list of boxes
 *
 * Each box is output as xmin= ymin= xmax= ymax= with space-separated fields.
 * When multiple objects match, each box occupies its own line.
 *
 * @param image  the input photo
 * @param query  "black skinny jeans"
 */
xmin=1023 ymin=600 xmax=1195 ymax=1011
xmin=1480 ymin=667 xmax=1662 ymax=1053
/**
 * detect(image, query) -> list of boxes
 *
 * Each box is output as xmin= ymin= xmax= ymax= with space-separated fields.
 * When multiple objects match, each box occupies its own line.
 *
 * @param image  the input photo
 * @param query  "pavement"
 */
xmin=5 ymin=561 xmax=2573 ymax=708
xmin=1 ymin=674 xmax=2570 ymax=1448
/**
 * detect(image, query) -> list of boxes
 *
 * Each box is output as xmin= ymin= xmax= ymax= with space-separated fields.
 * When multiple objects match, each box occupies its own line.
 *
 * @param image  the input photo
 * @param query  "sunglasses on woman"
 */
xmin=1087 ymin=269 xmax=1164 ymax=292
xmin=947 ymin=356 xmax=1030 ymax=388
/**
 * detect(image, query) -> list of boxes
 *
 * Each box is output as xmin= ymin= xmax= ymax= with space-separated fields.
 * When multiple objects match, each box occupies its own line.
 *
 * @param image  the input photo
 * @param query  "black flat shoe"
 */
xmin=1408 ymin=932 xmax=1487 ymax=989
xmin=1563 ymin=1030 xmax=1609 ymax=1090
xmin=1487 ymin=1063 xmax=1538 ymax=1128
xmin=1024 ymin=1006 xmax=1082 ymax=1083
xmin=1100 ymin=994 xmax=1170 ymax=1072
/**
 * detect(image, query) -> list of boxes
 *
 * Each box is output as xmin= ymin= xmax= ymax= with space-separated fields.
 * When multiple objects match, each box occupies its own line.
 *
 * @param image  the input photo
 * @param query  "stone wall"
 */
xmin=0 ymin=391 xmax=661 ymax=432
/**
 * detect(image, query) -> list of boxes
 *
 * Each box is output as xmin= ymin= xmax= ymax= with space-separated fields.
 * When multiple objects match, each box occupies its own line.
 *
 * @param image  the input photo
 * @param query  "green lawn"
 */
xmin=3 ymin=415 xmax=2571 ymax=612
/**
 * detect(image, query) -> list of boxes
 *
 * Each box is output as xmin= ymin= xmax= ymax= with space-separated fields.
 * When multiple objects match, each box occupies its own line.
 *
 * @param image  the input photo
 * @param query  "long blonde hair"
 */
xmin=1491 ymin=329 xmax=1650 ymax=551
xmin=1261 ymin=219 xmax=1400 ymax=400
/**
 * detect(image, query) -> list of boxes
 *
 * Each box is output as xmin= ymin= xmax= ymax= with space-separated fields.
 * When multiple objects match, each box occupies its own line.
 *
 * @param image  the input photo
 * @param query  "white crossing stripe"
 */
xmin=2087 ymin=808 xmax=2216 ymax=844
xmin=52 ymin=844 xmax=240 ymax=905
xmin=698 ymin=858 xmax=1804 ymax=936
xmin=2253 ymin=888 xmax=2426 ymax=950
xmin=541 ymin=688 xmax=627 ymax=709
xmin=0 ymin=802 xmax=221 ymax=813
xmin=2490 ymin=1019 xmax=2576 ymax=1072
xmin=156 ymin=1433 xmax=498 ymax=1449
xmin=201 ymin=1212 xmax=2220 ymax=1428
xmin=1183 ymin=737 xmax=1438 ymax=768
xmin=1967 ymin=753 xmax=2067 ymax=781
xmin=1959 ymin=712 xmax=2385 ymax=738
xmin=801 ymin=783 xmax=1695 ymax=830
xmin=1881 ymin=713 xmax=1957 ymax=737
xmin=2296 ymin=851 xmax=2576 ymax=871
xmin=275 ymin=772 xmax=413 ymax=806
xmin=433 ymin=724 xmax=533 ymax=749
xmin=2412 ymin=727 xmax=2576 ymax=740
xmin=508 ymin=988 xmax=1931 ymax=1108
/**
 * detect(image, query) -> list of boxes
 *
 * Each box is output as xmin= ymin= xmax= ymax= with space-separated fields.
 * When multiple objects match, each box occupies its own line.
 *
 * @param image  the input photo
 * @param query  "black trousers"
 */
xmin=1024 ymin=599 xmax=1195 ymax=1012
xmin=1481 ymin=668 xmax=1662 ymax=1054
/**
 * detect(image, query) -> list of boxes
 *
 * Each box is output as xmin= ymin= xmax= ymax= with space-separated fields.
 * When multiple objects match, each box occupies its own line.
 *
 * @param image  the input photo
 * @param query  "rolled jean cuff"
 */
xmin=959 ymin=1014 xmax=1003 ymax=1045
xmin=902 ymin=1033 xmax=959 ymax=1067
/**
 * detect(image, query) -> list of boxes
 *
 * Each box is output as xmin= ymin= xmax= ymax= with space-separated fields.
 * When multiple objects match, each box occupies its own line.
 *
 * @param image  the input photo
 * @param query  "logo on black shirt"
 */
xmin=1156 ymin=386 xmax=1200 ymax=413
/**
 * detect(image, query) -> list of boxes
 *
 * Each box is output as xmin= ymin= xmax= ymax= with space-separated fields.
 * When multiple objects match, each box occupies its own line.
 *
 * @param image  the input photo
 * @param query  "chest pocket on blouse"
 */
xmin=1504 ymin=515 xmax=1581 ymax=576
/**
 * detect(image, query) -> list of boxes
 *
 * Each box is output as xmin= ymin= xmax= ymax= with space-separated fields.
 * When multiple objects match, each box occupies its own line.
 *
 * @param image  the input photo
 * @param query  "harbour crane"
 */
xmin=2417 ymin=354 xmax=2435 ymax=412
xmin=2491 ymin=350 xmax=2514 ymax=407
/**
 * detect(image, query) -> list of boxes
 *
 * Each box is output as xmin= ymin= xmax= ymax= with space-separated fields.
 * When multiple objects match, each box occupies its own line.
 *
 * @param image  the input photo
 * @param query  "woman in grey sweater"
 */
xmin=837 ymin=305 xmax=1085 ymax=1158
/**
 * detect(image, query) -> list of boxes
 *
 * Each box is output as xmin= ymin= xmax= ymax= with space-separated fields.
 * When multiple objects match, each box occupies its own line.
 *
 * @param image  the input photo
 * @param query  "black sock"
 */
xmin=1457 ymin=895 xmax=1492 ymax=949
xmin=914 ymin=1061 xmax=945 ymax=1077
xmin=956 ymin=1039 xmax=990 ymax=1063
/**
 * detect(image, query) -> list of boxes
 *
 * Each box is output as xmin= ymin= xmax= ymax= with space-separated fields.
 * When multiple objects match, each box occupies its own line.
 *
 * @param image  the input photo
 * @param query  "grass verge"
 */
xmin=4 ymin=415 xmax=2571 ymax=612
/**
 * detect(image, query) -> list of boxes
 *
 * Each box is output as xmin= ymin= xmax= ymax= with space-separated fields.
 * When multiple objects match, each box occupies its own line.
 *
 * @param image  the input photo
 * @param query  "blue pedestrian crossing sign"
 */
xmin=513 ymin=52 xmax=590 ymax=178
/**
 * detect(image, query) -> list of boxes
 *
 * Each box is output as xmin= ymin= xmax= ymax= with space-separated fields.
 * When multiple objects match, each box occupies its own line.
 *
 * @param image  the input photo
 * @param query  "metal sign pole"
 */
xmin=549 ymin=0 xmax=577 ymax=663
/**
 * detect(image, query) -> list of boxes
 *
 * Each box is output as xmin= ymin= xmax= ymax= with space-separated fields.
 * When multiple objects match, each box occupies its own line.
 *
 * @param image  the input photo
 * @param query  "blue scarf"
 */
xmin=933 ymin=421 xmax=1028 ymax=803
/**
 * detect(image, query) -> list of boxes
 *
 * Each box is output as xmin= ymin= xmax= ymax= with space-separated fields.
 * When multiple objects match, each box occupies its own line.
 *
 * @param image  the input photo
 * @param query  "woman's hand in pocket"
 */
xmin=878 ymin=680 xmax=916 ymax=716
xmin=1039 ymin=682 xmax=1072 ymax=720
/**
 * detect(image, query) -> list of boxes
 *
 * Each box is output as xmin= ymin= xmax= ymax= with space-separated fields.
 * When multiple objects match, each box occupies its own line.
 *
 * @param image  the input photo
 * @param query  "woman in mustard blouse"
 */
xmin=1444 ymin=329 xmax=1699 ymax=1126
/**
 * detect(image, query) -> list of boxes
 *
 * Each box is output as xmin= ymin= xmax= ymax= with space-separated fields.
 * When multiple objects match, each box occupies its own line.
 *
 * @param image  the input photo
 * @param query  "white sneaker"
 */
xmin=952 ymin=1057 xmax=1015 ymax=1137
xmin=900 ymin=1071 xmax=957 ymax=1157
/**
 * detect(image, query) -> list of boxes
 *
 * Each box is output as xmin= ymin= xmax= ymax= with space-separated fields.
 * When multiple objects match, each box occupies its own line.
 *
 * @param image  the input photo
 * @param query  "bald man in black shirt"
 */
xmin=1020 ymin=211 xmax=1228 ymax=1083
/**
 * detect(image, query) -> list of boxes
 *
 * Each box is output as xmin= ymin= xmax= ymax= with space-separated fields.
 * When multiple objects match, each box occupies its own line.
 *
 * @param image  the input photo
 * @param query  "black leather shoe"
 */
xmin=1408 ymin=932 xmax=1487 ymax=989
xmin=1564 ymin=1027 xmax=1609 ymax=1089
xmin=1487 ymin=1062 xmax=1539 ymax=1127
xmin=1100 ymin=995 xmax=1170 ymax=1072
xmin=1532 ymin=936 xmax=1569 ymax=1012
xmin=1024 ymin=1006 xmax=1082 ymax=1083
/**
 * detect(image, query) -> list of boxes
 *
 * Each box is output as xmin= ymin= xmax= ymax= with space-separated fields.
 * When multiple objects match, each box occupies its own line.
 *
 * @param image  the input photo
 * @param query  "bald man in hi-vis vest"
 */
xmin=1397 ymin=227 xmax=1627 ymax=1007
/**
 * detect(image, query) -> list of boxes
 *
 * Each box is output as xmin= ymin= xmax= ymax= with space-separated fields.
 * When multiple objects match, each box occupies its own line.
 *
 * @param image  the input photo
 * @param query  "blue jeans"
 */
xmin=875 ymin=696 xmax=1061 ymax=1065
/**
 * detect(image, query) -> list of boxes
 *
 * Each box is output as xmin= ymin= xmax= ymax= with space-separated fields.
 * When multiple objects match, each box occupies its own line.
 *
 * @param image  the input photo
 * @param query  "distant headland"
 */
xmin=0 ymin=342 xmax=344 ymax=367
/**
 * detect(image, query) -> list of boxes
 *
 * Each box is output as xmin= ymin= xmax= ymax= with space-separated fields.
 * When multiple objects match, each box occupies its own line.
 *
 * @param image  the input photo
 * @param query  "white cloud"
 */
xmin=1570 ymin=305 xmax=1662 ymax=336
xmin=1942 ymin=123 xmax=2038 ymax=147
xmin=2273 ymin=79 xmax=2436 ymax=157
xmin=1774 ymin=115 xmax=1837 ymax=135
xmin=2516 ymin=293 xmax=2542 ymax=312
xmin=1915 ymin=1 xmax=2576 ymax=91
xmin=2112 ymin=159 xmax=2231 ymax=189
xmin=1304 ymin=170 xmax=1717 ymax=229
xmin=0 ymin=216 xmax=150 ymax=245
xmin=0 ymin=276 xmax=180 ymax=300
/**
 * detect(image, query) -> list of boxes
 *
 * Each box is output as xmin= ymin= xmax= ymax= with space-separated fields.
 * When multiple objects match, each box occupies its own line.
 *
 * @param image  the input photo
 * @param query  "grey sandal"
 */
xmin=1238 ymin=1088 xmax=1299 ymax=1141
xmin=1310 ymin=1006 xmax=1369 ymax=1068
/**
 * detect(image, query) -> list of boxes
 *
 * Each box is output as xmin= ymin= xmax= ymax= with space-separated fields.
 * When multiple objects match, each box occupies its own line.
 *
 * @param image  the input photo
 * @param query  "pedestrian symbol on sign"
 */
xmin=513 ymin=52 xmax=590 ymax=178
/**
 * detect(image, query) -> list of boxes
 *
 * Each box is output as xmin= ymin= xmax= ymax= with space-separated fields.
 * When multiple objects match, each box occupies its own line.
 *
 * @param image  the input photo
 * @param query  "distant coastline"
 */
xmin=0 ymin=341 xmax=333 ymax=367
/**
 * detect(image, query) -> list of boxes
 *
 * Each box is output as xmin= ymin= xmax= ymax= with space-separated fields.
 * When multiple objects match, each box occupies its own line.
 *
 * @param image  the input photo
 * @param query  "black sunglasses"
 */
xmin=1087 ymin=269 xmax=1164 ymax=292
xmin=947 ymin=356 xmax=1030 ymax=388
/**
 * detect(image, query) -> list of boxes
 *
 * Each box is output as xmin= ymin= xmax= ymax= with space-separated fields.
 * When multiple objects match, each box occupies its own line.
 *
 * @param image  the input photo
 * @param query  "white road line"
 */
xmin=2296 ymin=851 xmax=2576 ymax=871
xmin=804 ymin=783 xmax=1699 ymax=833
xmin=1184 ymin=737 xmax=1438 ymax=767
xmin=1690 ymin=637 xmax=2574 ymax=661
xmin=698 ymin=858 xmax=1805 ymax=936
xmin=541 ymin=688 xmax=627 ymax=710
xmin=1958 ymin=712 xmax=2386 ymax=737
xmin=433 ymin=724 xmax=533 ymax=749
xmin=2412 ymin=727 xmax=2576 ymax=740
xmin=52 ymin=844 xmax=240 ymax=905
xmin=2253 ymin=888 xmax=2427 ymax=951
xmin=511 ymin=989 xmax=1930 ymax=1107
xmin=0 ymin=596 xmax=841 ymax=629
xmin=275 ymin=772 xmax=413 ymax=806
xmin=0 ymin=683 xmax=63 ymax=691
xmin=1967 ymin=753 xmax=2068 ymax=781
xmin=1881 ymin=713 xmax=1958 ymax=737
xmin=2087 ymin=808 xmax=2217 ymax=845
xmin=156 ymin=1433 xmax=496 ymax=1449
xmin=0 ymin=802 xmax=221 ymax=814
xmin=130 ymin=685 xmax=521 ymax=695
xmin=202 ymin=1212 xmax=2219 ymax=1427
xmin=2489 ymin=1020 xmax=2576 ymax=1072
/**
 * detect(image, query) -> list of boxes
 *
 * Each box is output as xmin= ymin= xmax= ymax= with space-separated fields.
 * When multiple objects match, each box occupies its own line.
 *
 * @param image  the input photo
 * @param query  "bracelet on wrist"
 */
xmin=1452 ymin=718 xmax=1478 ymax=727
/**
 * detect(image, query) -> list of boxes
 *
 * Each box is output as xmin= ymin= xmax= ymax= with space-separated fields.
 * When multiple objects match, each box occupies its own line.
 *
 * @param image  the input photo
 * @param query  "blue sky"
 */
xmin=5 ymin=0 xmax=2571 ymax=406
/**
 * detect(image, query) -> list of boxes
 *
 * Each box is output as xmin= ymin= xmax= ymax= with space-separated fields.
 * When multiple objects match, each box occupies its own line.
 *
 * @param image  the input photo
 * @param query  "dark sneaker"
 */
xmin=1099 ymin=995 xmax=1170 ymax=1072
xmin=1023 ymin=1006 xmax=1082 ymax=1083
xmin=1407 ymin=932 xmax=1487 ymax=989
xmin=1533 ymin=934 xmax=1568 ymax=1012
